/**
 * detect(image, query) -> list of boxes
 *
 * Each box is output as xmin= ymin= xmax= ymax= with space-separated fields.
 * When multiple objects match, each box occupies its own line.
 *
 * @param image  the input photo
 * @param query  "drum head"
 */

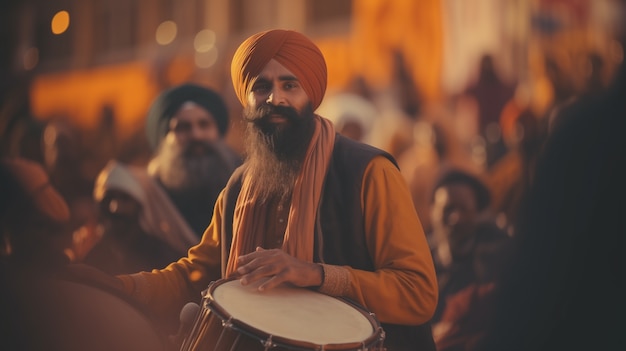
xmin=206 ymin=279 xmax=379 ymax=348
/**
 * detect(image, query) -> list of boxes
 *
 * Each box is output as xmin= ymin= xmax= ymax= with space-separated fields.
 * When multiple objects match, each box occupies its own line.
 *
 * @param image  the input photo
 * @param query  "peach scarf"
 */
xmin=225 ymin=116 xmax=335 ymax=275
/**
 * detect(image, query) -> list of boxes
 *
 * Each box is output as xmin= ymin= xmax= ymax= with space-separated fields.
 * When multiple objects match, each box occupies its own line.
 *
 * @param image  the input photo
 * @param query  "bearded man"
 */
xmin=88 ymin=84 xmax=241 ymax=272
xmin=144 ymin=83 xmax=242 ymax=237
xmin=115 ymin=30 xmax=438 ymax=351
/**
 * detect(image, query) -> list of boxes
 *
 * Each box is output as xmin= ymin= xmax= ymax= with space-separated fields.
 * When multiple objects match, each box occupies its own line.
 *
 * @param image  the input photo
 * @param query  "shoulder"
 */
xmin=225 ymin=164 xmax=246 ymax=186
xmin=221 ymin=164 xmax=247 ymax=207
xmin=331 ymin=134 xmax=398 ymax=170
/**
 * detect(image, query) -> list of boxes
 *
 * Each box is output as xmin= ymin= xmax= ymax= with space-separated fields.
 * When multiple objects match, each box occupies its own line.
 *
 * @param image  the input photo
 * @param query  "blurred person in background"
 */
xmin=41 ymin=120 xmax=102 ymax=262
xmin=488 ymin=39 xmax=620 ymax=237
xmin=85 ymin=83 xmax=242 ymax=274
xmin=143 ymin=83 xmax=242 ymax=238
xmin=0 ymin=157 xmax=167 ymax=351
xmin=397 ymin=108 xmax=480 ymax=235
xmin=368 ymin=50 xmax=425 ymax=159
xmin=42 ymin=120 xmax=94 ymax=205
xmin=83 ymin=161 xmax=183 ymax=275
xmin=428 ymin=169 xmax=511 ymax=324
xmin=460 ymin=54 xmax=517 ymax=169
xmin=487 ymin=98 xmax=546 ymax=235
xmin=315 ymin=91 xmax=378 ymax=143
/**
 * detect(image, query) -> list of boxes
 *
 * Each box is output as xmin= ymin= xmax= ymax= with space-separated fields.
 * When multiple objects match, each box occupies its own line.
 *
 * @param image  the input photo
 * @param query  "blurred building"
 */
xmin=1 ymin=0 xmax=622 ymax=156
xmin=2 ymin=0 xmax=354 ymax=144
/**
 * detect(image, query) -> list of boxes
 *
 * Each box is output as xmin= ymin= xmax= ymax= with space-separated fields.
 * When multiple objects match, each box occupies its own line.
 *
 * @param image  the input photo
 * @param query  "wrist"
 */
xmin=312 ymin=263 xmax=325 ymax=288
xmin=316 ymin=264 xmax=351 ymax=296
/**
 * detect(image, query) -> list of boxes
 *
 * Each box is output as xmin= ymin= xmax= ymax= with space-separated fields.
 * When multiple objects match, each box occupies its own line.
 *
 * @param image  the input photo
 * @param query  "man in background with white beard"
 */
xmin=85 ymin=83 xmax=241 ymax=276
xmin=145 ymin=83 xmax=242 ymax=237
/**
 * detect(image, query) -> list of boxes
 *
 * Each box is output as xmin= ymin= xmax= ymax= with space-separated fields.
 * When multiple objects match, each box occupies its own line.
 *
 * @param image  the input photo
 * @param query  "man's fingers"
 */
xmin=236 ymin=247 xmax=270 ymax=266
xmin=239 ymin=263 xmax=277 ymax=285
xmin=257 ymin=274 xmax=284 ymax=291
xmin=234 ymin=249 xmax=318 ymax=289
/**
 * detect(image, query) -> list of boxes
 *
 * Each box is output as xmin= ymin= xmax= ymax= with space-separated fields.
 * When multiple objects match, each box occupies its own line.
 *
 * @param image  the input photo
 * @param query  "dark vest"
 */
xmin=221 ymin=134 xmax=435 ymax=351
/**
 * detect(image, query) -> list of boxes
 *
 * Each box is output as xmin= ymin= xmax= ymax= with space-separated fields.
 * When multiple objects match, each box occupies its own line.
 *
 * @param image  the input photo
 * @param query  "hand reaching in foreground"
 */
xmin=234 ymin=247 xmax=323 ymax=291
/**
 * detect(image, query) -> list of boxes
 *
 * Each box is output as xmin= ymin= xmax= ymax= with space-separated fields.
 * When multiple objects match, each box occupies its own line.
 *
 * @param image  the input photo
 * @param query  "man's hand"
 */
xmin=235 ymin=247 xmax=323 ymax=291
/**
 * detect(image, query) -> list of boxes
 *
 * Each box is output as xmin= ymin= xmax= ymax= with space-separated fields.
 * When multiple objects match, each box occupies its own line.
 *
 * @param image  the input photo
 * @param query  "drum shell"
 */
xmin=181 ymin=278 xmax=385 ymax=351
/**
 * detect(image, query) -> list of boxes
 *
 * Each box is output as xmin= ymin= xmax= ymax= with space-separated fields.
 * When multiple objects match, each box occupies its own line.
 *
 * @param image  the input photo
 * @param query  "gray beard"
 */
xmin=148 ymin=140 xmax=233 ymax=192
xmin=243 ymin=123 xmax=300 ymax=202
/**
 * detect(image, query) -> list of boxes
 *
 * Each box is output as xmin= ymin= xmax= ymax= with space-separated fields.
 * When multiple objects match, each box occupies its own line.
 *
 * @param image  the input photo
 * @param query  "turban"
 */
xmin=145 ymin=83 xmax=229 ymax=150
xmin=230 ymin=29 xmax=327 ymax=110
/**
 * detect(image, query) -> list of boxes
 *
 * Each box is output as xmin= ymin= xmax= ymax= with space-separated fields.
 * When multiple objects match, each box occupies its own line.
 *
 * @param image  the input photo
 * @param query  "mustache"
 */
xmin=244 ymin=104 xmax=300 ymax=123
xmin=182 ymin=140 xmax=217 ymax=157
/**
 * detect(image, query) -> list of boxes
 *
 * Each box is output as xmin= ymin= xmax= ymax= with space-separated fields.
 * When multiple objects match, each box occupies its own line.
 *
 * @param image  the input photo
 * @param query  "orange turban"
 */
xmin=230 ymin=29 xmax=327 ymax=110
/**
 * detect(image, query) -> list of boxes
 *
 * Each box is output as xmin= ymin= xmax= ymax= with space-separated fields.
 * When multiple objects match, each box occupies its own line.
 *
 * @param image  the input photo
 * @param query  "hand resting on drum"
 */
xmin=235 ymin=247 xmax=324 ymax=291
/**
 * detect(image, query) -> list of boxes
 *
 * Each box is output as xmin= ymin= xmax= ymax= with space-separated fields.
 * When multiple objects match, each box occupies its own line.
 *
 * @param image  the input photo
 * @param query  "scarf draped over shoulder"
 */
xmin=226 ymin=116 xmax=335 ymax=275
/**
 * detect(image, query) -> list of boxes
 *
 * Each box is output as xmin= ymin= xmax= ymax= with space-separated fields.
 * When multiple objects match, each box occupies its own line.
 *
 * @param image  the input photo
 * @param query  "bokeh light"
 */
xmin=194 ymin=48 xmax=218 ymax=69
xmin=194 ymin=29 xmax=217 ymax=53
xmin=155 ymin=20 xmax=177 ymax=45
xmin=51 ymin=10 xmax=70 ymax=35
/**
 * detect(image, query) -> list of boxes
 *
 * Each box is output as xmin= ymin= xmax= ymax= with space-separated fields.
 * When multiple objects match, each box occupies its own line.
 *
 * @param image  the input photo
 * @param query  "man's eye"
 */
xmin=253 ymin=84 xmax=270 ymax=92
xmin=173 ymin=123 xmax=191 ymax=133
xmin=197 ymin=119 xmax=215 ymax=129
xmin=285 ymin=82 xmax=298 ymax=89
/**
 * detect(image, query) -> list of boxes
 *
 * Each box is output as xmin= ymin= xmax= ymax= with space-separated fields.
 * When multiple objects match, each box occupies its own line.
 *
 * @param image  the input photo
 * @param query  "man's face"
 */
xmin=168 ymin=101 xmax=220 ymax=156
xmin=430 ymin=183 xmax=479 ymax=250
xmin=243 ymin=59 xmax=315 ymax=160
xmin=151 ymin=102 xmax=231 ymax=192
xmin=238 ymin=59 xmax=316 ymax=200
xmin=246 ymin=59 xmax=311 ymax=121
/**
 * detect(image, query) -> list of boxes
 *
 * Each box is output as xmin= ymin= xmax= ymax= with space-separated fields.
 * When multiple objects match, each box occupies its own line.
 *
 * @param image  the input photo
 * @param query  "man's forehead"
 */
xmin=170 ymin=102 xmax=215 ymax=123
xmin=256 ymin=59 xmax=299 ymax=81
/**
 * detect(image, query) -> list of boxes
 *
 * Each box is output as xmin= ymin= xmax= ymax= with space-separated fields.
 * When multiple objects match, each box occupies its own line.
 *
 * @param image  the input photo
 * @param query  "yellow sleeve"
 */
xmin=346 ymin=156 xmax=438 ymax=325
xmin=118 ymin=189 xmax=224 ymax=318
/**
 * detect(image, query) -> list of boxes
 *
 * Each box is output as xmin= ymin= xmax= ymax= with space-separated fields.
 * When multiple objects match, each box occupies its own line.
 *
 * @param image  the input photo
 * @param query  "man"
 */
xmin=84 ymin=163 xmax=183 ymax=275
xmin=116 ymin=29 xmax=438 ymax=351
xmin=144 ymin=83 xmax=242 ymax=237
xmin=428 ymin=169 xmax=510 ymax=324
xmin=88 ymin=84 xmax=242 ymax=268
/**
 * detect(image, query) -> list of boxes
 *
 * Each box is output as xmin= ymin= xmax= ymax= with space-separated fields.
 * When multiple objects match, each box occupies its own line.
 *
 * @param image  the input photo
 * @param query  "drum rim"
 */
xmin=203 ymin=277 xmax=385 ymax=350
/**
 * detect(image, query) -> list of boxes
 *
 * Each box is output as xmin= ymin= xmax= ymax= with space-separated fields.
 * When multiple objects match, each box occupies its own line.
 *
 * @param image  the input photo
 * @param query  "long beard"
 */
xmin=148 ymin=139 xmax=233 ymax=193
xmin=243 ymin=103 xmax=316 ymax=201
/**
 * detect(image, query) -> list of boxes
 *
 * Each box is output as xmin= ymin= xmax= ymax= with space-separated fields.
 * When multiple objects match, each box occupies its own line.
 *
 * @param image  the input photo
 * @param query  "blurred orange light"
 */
xmin=51 ymin=10 xmax=70 ymax=35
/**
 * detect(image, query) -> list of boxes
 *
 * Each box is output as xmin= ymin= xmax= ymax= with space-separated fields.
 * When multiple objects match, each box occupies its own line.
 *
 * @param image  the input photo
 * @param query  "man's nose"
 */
xmin=445 ymin=211 xmax=461 ymax=227
xmin=266 ymin=91 xmax=286 ymax=106
xmin=190 ymin=123 xmax=206 ymax=140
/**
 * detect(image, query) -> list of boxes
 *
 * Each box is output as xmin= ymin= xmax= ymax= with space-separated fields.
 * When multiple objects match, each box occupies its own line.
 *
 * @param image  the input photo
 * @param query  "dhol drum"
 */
xmin=181 ymin=278 xmax=385 ymax=351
